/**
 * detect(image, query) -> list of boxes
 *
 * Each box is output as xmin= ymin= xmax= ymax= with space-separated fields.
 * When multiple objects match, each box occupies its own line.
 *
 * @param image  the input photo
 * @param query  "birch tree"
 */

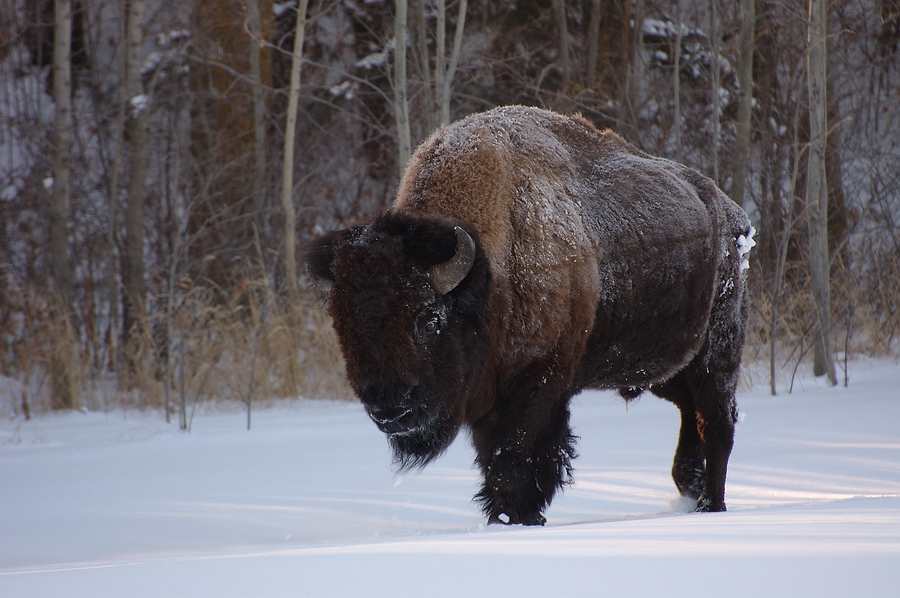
xmin=806 ymin=0 xmax=837 ymax=384
xmin=280 ymin=0 xmax=309 ymax=296
xmin=412 ymin=0 xmax=468 ymax=131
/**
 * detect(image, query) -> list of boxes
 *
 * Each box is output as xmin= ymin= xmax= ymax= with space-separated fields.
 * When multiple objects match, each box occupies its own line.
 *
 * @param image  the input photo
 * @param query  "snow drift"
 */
xmin=1 ymin=360 xmax=898 ymax=597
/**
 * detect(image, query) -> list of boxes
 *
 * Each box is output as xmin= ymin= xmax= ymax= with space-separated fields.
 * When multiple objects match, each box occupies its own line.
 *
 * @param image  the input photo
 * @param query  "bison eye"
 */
xmin=416 ymin=310 xmax=444 ymax=342
xmin=418 ymin=315 xmax=441 ymax=340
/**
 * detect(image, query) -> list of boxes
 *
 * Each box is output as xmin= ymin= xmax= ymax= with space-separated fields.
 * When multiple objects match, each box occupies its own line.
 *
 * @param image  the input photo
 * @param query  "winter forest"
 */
xmin=1 ymin=0 xmax=898 ymax=418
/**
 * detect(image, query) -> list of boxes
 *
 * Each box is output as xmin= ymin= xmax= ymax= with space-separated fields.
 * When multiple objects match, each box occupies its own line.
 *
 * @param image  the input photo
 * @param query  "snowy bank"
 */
xmin=1 ymin=360 xmax=898 ymax=597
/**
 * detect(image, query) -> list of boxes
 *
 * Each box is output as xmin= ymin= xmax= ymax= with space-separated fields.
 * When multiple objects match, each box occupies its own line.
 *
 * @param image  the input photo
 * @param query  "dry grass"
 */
xmin=148 ymin=281 xmax=355 ymax=421
xmin=3 ymin=241 xmax=898 ymax=416
xmin=741 ymin=240 xmax=900 ymax=392
xmin=1 ymin=275 xmax=353 ymax=417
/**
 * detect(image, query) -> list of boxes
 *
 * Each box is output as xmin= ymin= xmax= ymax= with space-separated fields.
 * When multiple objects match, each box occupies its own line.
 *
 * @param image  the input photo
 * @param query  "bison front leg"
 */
xmin=471 ymin=388 xmax=577 ymax=526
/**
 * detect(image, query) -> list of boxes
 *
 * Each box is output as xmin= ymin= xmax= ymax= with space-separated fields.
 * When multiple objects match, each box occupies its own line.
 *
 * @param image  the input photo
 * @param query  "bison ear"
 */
xmin=303 ymin=230 xmax=343 ymax=282
xmin=302 ymin=226 xmax=363 ymax=294
xmin=427 ymin=226 xmax=476 ymax=295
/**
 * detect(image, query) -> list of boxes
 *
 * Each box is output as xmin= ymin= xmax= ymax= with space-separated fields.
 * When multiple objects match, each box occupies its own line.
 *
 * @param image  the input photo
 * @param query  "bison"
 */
xmin=305 ymin=106 xmax=753 ymax=525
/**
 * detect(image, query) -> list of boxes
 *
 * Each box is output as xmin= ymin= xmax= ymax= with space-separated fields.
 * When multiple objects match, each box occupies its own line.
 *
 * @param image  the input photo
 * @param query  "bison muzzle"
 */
xmin=305 ymin=106 xmax=753 ymax=526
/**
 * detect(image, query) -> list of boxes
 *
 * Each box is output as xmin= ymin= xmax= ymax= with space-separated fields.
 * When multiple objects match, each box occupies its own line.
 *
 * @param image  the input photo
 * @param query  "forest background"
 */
xmin=1 ymin=0 xmax=898 ymax=423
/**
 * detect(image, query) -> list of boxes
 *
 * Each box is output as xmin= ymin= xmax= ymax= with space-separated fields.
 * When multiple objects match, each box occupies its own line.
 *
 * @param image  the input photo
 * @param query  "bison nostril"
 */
xmin=368 ymin=406 xmax=415 ymax=434
xmin=369 ymin=406 xmax=412 ymax=424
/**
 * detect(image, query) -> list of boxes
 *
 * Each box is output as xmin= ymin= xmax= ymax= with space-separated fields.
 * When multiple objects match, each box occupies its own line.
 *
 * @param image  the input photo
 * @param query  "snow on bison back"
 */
xmin=305 ymin=106 xmax=754 ymax=526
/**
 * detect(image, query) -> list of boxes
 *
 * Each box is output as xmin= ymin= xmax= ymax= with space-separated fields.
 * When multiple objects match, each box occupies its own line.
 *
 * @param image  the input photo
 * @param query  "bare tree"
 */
xmin=708 ymin=0 xmax=721 ymax=184
xmin=121 ymin=0 xmax=150 ymax=381
xmin=410 ymin=1 xmax=435 ymax=132
xmin=731 ymin=0 xmax=755 ymax=207
xmin=672 ymin=0 xmax=683 ymax=160
xmin=437 ymin=0 xmax=468 ymax=126
xmin=586 ymin=0 xmax=603 ymax=88
xmin=248 ymin=0 xmax=270 ymax=227
xmin=394 ymin=0 xmax=412 ymax=171
xmin=50 ymin=0 xmax=72 ymax=315
xmin=806 ymin=0 xmax=837 ymax=385
xmin=102 ymin=0 xmax=136 ymax=377
xmin=281 ymin=0 xmax=310 ymax=296
xmin=49 ymin=0 xmax=77 ymax=409
xmin=410 ymin=0 xmax=468 ymax=131
xmin=434 ymin=0 xmax=447 ymax=126
xmin=552 ymin=0 xmax=572 ymax=88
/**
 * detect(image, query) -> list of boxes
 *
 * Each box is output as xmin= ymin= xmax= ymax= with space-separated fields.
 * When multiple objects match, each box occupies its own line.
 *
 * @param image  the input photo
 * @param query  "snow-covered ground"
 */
xmin=2 ymin=360 xmax=898 ymax=597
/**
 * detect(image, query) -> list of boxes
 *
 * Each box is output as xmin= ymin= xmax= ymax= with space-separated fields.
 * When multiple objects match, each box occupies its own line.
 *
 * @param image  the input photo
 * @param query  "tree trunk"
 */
xmin=769 ymin=97 xmax=805 ymax=396
xmin=394 ymin=0 xmax=412 ymax=171
xmin=709 ymin=0 xmax=721 ymax=184
xmin=439 ymin=0 xmax=467 ymax=126
xmin=672 ymin=0 xmax=683 ymax=161
xmin=806 ymin=0 xmax=837 ymax=385
xmin=731 ymin=0 xmax=755 ymax=207
xmin=586 ymin=0 xmax=602 ymax=88
xmin=50 ymin=0 xmax=72 ymax=313
xmin=49 ymin=0 xmax=77 ymax=410
xmin=435 ymin=0 xmax=446 ymax=127
xmin=552 ymin=0 xmax=572 ymax=88
xmin=280 ymin=0 xmax=309 ymax=296
xmin=825 ymin=27 xmax=849 ymax=264
xmin=411 ymin=0 xmax=435 ymax=133
xmin=105 ymin=2 xmax=127 ymax=376
xmin=421 ymin=0 xmax=468 ymax=129
xmin=121 ymin=0 xmax=150 ymax=383
xmin=248 ymin=0 xmax=269 ymax=234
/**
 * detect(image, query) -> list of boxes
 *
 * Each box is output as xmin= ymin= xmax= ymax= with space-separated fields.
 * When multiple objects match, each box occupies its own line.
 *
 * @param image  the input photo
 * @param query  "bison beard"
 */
xmin=386 ymin=417 xmax=459 ymax=472
xmin=304 ymin=106 xmax=753 ymax=526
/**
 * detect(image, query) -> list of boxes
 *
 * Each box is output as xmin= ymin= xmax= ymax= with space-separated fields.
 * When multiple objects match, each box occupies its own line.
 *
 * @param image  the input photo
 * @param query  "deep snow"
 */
xmin=1 ymin=360 xmax=898 ymax=597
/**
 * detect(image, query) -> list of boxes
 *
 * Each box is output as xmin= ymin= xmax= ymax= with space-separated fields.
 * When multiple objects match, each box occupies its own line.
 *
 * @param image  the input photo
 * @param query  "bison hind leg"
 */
xmin=650 ymin=374 xmax=710 ymax=504
xmin=653 ymin=365 xmax=738 ymax=513
xmin=671 ymin=400 xmax=707 ymax=500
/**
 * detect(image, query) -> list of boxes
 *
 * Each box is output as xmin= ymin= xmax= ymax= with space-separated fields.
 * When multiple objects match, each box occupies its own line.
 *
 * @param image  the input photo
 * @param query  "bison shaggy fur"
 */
xmin=305 ymin=106 xmax=753 ymax=525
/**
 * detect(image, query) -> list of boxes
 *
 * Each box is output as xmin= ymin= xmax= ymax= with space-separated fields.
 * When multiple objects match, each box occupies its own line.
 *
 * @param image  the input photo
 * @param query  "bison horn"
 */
xmin=427 ymin=226 xmax=476 ymax=295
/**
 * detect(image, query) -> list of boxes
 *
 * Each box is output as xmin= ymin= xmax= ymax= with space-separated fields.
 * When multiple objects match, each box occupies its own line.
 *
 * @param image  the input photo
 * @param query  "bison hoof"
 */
xmin=695 ymin=494 xmax=726 ymax=513
xmin=676 ymin=480 xmax=705 ymax=501
xmin=673 ymin=462 xmax=706 ymax=500
xmin=488 ymin=511 xmax=546 ymax=526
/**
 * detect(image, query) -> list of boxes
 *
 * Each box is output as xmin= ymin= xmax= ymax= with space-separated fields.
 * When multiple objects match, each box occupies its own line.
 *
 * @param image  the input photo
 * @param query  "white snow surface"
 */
xmin=2 ymin=361 xmax=899 ymax=597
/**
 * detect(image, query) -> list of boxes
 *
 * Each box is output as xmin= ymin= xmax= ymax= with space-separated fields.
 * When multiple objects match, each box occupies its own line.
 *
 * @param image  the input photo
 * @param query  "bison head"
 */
xmin=304 ymin=212 xmax=491 ymax=469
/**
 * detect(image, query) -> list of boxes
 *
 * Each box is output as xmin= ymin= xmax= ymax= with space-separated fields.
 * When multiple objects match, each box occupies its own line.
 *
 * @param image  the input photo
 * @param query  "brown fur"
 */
xmin=305 ymin=106 xmax=752 ymax=525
